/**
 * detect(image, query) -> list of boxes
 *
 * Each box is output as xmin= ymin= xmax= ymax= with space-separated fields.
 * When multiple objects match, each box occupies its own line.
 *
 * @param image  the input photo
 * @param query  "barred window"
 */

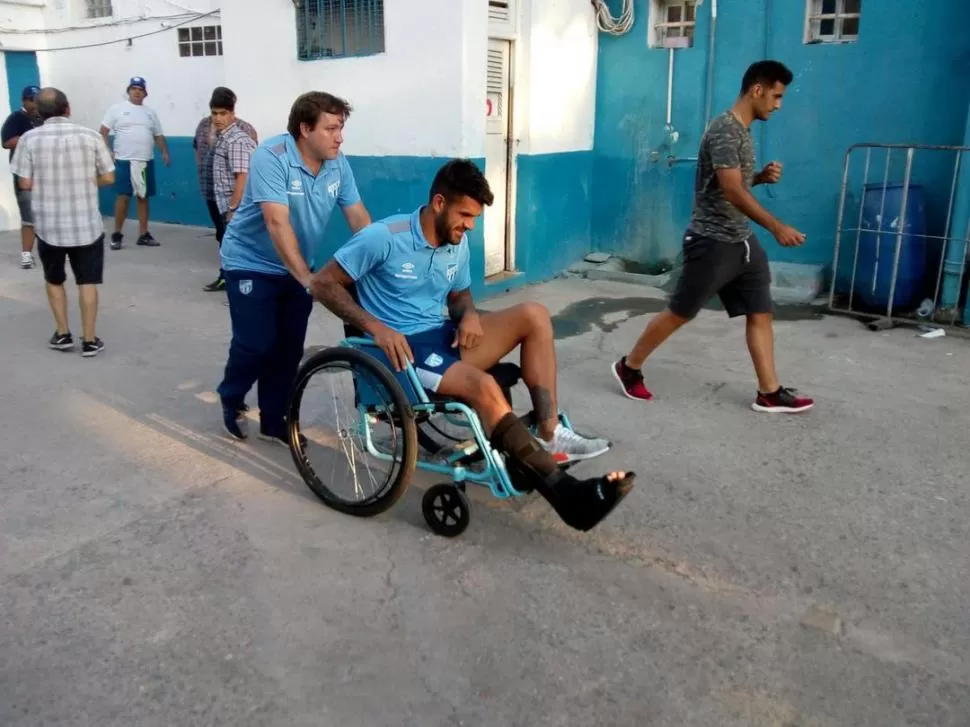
xmin=806 ymin=0 xmax=861 ymax=43
xmin=296 ymin=0 xmax=385 ymax=61
xmin=85 ymin=0 xmax=112 ymax=19
xmin=178 ymin=25 xmax=223 ymax=58
xmin=649 ymin=0 xmax=697 ymax=49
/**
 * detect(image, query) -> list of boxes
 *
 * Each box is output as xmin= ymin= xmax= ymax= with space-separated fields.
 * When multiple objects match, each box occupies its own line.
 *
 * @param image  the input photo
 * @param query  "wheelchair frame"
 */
xmin=345 ymin=335 xmax=573 ymax=491
xmin=288 ymin=334 xmax=575 ymax=536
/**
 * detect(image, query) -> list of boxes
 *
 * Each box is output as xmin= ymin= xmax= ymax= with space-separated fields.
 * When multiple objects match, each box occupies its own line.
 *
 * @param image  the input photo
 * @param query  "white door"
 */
xmin=484 ymin=38 xmax=512 ymax=277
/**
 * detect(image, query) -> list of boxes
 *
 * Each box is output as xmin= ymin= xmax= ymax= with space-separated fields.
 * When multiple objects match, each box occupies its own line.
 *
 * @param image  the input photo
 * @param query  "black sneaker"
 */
xmin=222 ymin=401 xmax=249 ymax=440
xmin=81 ymin=337 xmax=105 ymax=357
xmin=203 ymin=276 xmax=226 ymax=292
xmin=136 ymin=232 xmax=160 ymax=247
xmin=49 ymin=331 xmax=74 ymax=351
xmin=110 ymin=232 xmax=123 ymax=250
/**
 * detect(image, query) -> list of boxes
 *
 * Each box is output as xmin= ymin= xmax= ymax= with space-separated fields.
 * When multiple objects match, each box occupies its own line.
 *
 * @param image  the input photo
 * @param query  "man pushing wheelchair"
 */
xmin=311 ymin=159 xmax=635 ymax=532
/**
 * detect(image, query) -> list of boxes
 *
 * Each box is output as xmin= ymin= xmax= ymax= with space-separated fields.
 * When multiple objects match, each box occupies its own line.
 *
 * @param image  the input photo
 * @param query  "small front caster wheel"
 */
xmin=422 ymin=484 xmax=471 ymax=537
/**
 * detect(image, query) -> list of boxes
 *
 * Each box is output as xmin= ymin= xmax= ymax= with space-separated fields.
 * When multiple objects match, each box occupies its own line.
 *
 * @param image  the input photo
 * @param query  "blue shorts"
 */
xmin=367 ymin=322 xmax=461 ymax=399
xmin=114 ymin=159 xmax=157 ymax=198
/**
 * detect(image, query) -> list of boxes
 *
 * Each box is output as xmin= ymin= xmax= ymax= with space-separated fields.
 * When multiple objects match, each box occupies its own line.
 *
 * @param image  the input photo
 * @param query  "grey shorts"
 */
xmin=669 ymin=231 xmax=773 ymax=319
xmin=15 ymin=187 xmax=33 ymax=227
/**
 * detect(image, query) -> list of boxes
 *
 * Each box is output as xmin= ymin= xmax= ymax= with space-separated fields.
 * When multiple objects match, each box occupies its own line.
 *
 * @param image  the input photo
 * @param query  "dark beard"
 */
xmin=434 ymin=213 xmax=459 ymax=245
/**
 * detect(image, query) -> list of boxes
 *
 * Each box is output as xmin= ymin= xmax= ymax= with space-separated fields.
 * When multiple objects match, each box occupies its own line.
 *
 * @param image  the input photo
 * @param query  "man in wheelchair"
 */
xmin=310 ymin=158 xmax=635 ymax=532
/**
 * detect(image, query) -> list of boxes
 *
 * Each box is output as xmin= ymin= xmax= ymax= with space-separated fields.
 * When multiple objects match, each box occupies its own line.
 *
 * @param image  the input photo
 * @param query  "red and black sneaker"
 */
xmin=611 ymin=357 xmax=653 ymax=401
xmin=751 ymin=386 xmax=814 ymax=414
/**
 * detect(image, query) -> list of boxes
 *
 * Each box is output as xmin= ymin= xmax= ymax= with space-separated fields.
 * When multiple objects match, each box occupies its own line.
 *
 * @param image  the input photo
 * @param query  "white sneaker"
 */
xmin=538 ymin=423 xmax=611 ymax=463
xmin=20 ymin=251 xmax=34 ymax=269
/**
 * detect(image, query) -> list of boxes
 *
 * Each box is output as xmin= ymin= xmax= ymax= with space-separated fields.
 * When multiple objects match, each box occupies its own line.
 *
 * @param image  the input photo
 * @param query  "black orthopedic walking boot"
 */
xmin=489 ymin=413 xmax=635 ymax=532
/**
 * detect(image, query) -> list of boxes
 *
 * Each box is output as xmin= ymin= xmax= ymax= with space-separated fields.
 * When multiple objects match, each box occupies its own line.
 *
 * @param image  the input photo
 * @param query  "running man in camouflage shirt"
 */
xmin=612 ymin=60 xmax=814 ymax=414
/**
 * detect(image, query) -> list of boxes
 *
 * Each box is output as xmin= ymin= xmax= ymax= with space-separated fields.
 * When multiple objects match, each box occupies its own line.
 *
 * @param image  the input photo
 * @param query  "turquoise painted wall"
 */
xmin=512 ymin=151 xmax=594 ymax=282
xmin=593 ymin=0 xmax=970 ymax=269
xmin=101 ymin=143 xmax=593 ymax=296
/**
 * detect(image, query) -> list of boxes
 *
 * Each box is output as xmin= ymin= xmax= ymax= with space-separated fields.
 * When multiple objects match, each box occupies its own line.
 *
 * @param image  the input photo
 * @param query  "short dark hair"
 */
xmin=429 ymin=159 xmax=494 ymax=207
xmin=287 ymin=91 xmax=352 ymax=139
xmin=740 ymin=60 xmax=794 ymax=94
xmin=36 ymin=87 xmax=69 ymax=120
xmin=209 ymin=86 xmax=236 ymax=111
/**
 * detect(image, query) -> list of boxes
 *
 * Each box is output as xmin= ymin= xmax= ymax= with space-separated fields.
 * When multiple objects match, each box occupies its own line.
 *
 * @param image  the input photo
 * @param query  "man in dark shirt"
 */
xmin=1 ymin=85 xmax=43 ymax=269
xmin=611 ymin=60 xmax=814 ymax=414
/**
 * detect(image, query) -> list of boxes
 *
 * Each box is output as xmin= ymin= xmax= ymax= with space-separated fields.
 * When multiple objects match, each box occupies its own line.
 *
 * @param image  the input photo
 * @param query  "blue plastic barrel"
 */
xmin=854 ymin=182 xmax=928 ymax=311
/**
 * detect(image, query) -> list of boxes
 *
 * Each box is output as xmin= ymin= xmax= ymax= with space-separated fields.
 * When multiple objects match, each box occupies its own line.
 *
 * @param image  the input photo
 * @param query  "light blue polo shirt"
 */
xmin=333 ymin=207 xmax=472 ymax=336
xmin=220 ymin=133 xmax=360 ymax=276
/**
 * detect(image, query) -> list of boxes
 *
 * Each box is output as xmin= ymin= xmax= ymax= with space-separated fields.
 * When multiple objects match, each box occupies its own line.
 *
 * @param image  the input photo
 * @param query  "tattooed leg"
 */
xmin=460 ymin=302 xmax=560 ymax=440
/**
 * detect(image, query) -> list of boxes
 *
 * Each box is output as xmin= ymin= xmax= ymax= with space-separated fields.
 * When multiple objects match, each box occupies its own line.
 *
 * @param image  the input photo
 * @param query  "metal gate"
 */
xmin=828 ymin=143 xmax=970 ymax=330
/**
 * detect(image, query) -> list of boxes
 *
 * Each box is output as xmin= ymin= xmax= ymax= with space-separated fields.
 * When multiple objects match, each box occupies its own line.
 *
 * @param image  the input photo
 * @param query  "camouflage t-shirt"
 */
xmin=687 ymin=111 xmax=755 ymax=244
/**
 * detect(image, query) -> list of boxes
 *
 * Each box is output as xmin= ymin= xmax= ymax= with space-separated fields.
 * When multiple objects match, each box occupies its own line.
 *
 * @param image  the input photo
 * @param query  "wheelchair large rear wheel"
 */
xmin=287 ymin=346 xmax=418 ymax=517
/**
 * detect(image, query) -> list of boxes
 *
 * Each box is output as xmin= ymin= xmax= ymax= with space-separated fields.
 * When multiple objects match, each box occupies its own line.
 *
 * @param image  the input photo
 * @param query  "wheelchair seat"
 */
xmin=340 ymin=282 xmax=521 ymax=405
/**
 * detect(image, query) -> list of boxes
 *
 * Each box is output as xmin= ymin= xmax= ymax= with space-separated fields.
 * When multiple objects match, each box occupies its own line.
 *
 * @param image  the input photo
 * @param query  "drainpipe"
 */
xmin=666 ymin=47 xmax=674 ymax=128
xmin=947 ymin=101 xmax=970 ymax=318
xmin=703 ymin=0 xmax=718 ymax=129
xmin=760 ymin=0 xmax=774 ymax=197
xmin=666 ymin=1 xmax=707 ymax=165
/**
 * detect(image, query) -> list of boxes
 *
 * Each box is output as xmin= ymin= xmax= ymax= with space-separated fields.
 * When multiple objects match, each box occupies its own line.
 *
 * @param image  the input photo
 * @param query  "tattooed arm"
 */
xmin=447 ymin=287 xmax=476 ymax=322
xmin=448 ymin=287 xmax=484 ymax=350
xmin=312 ymin=221 xmax=416 ymax=371
xmin=311 ymin=260 xmax=383 ymax=335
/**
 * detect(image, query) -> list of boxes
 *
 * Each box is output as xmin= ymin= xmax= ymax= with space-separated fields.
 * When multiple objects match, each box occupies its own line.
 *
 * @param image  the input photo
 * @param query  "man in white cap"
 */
xmin=100 ymin=76 xmax=170 ymax=249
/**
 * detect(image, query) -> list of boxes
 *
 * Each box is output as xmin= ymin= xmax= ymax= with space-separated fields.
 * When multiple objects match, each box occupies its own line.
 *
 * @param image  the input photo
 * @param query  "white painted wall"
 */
xmin=0 ymin=0 xmax=224 ymax=229
xmin=460 ymin=0 xmax=489 ymax=159
xmin=0 ymin=1 xmax=47 ymax=230
xmin=35 ymin=0 xmax=224 ymax=136
xmin=515 ymin=0 xmax=598 ymax=156
xmin=0 ymin=0 xmax=600 ymax=233
xmin=1 ymin=0 xmax=223 ymax=135
xmin=221 ymin=0 xmax=475 ymax=157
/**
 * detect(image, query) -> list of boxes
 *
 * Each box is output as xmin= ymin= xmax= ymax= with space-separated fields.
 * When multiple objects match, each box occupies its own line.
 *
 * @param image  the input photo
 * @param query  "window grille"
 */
xmin=651 ymin=1 xmax=696 ymax=48
xmin=85 ymin=0 xmax=112 ymax=19
xmin=178 ymin=25 xmax=223 ymax=57
xmin=296 ymin=0 xmax=385 ymax=61
xmin=806 ymin=0 xmax=861 ymax=43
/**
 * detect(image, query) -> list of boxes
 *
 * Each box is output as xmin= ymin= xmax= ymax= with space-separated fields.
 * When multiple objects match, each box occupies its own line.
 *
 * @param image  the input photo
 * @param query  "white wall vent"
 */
xmin=488 ymin=0 xmax=516 ymax=36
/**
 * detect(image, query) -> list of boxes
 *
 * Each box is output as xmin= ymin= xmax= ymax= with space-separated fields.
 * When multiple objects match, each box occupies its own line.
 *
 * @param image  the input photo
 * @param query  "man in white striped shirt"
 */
xmin=11 ymin=87 xmax=116 ymax=357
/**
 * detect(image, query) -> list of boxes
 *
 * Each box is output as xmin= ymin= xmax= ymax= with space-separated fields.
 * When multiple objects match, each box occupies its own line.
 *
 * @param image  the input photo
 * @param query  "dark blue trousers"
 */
xmin=217 ymin=270 xmax=313 ymax=435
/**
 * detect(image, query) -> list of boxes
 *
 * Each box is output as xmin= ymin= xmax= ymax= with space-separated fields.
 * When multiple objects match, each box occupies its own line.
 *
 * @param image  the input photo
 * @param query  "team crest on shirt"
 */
xmin=327 ymin=180 xmax=340 ymax=198
xmin=239 ymin=279 xmax=253 ymax=295
xmin=424 ymin=353 xmax=444 ymax=368
xmin=446 ymin=264 xmax=459 ymax=282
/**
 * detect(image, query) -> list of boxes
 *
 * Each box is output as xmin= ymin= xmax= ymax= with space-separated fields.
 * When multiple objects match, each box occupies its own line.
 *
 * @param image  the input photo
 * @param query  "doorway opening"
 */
xmin=484 ymin=37 xmax=516 ymax=280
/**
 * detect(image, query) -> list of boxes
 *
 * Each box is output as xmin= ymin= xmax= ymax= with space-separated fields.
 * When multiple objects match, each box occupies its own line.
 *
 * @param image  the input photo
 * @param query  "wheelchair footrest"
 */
xmin=437 ymin=439 xmax=485 ymax=466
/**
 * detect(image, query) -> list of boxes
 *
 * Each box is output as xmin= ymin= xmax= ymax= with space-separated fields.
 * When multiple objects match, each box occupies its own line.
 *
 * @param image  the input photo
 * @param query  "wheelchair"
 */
xmin=285 ymin=301 xmax=579 ymax=538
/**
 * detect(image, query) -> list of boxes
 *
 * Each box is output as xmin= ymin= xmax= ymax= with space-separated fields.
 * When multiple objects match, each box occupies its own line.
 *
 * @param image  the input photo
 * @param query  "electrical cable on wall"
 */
xmin=591 ymin=0 xmax=634 ymax=36
xmin=158 ymin=0 xmax=211 ymax=15
xmin=1 ymin=9 xmax=218 ymax=52
xmin=0 ymin=13 xmax=201 ymax=35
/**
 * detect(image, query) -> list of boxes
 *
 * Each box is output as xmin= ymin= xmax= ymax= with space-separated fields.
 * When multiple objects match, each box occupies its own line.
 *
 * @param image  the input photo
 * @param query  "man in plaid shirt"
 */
xmin=11 ymin=87 xmax=115 ymax=357
xmin=193 ymin=87 xmax=257 ymax=292
xmin=210 ymin=89 xmax=257 ymax=292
